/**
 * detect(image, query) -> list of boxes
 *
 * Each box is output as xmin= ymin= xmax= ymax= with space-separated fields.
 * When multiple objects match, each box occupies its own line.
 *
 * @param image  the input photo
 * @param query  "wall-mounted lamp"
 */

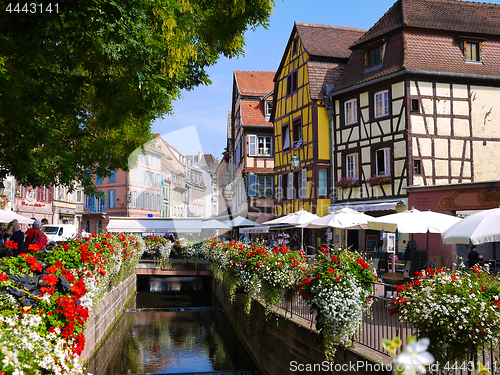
xmin=290 ymin=154 xmax=300 ymax=168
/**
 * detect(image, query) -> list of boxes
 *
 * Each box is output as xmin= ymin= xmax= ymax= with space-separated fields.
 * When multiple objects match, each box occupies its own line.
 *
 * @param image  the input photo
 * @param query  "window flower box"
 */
xmin=0 ymin=195 xmax=9 ymax=209
xmin=335 ymin=177 xmax=359 ymax=189
xmin=366 ymin=174 xmax=392 ymax=186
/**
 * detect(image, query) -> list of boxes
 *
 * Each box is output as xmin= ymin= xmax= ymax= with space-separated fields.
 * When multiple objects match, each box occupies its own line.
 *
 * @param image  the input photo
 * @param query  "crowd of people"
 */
xmin=0 ymin=218 xmax=49 ymax=257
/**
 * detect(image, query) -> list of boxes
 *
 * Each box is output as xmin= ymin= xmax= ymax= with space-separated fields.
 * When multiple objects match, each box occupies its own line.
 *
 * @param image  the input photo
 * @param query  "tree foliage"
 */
xmin=0 ymin=0 xmax=274 ymax=192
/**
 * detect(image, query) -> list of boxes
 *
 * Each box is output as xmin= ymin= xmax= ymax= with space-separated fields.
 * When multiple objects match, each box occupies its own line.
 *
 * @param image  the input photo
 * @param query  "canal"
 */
xmin=85 ymin=276 xmax=258 ymax=375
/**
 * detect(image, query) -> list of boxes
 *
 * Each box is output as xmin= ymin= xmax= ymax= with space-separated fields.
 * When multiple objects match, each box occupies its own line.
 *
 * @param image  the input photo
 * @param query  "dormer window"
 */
xmin=292 ymin=38 xmax=298 ymax=55
xmin=265 ymin=101 xmax=273 ymax=120
xmin=364 ymin=43 xmax=385 ymax=72
xmin=464 ymin=41 xmax=481 ymax=62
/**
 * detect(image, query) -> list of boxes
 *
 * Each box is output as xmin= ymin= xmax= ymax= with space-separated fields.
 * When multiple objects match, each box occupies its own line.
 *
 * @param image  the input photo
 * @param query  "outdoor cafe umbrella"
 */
xmin=441 ymin=207 xmax=500 ymax=245
xmin=263 ymin=209 xmax=320 ymax=251
xmin=201 ymin=219 xmax=231 ymax=230
xmin=300 ymin=207 xmax=374 ymax=246
xmin=224 ymin=216 xmax=258 ymax=227
xmin=0 ymin=210 xmax=35 ymax=225
xmin=368 ymin=208 xmax=462 ymax=271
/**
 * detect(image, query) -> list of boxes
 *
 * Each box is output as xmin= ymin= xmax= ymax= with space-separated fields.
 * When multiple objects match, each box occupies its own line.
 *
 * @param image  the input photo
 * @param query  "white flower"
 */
xmin=392 ymin=338 xmax=435 ymax=375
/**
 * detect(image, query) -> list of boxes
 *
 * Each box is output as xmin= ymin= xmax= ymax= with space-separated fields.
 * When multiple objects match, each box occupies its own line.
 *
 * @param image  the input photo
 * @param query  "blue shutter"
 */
xmin=248 ymin=174 xmax=257 ymax=197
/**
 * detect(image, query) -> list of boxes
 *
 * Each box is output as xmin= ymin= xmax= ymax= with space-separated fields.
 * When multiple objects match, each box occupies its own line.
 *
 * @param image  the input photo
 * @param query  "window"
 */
xmin=366 ymin=45 xmax=383 ymax=68
xmin=248 ymin=175 xmax=273 ymax=197
xmin=96 ymin=175 xmax=103 ymax=184
xmin=293 ymin=119 xmax=302 ymax=144
xmin=248 ymin=135 xmax=272 ymax=156
xmin=131 ymin=191 xmax=136 ymax=208
xmin=146 ymin=153 xmax=149 ymax=165
xmin=109 ymin=170 xmax=116 ymax=183
xmin=375 ymin=90 xmax=389 ymax=118
xmin=346 ymin=154 xmax=359 ymax=179
xmin=345 ymin=99 xmax=358 ymax=125
xmin=414 ymin=160 xmax=422 ymax=175
xmin=108 ymin=190 xmax=115 ymax=209
xmin=157 ymin=156 xmax=161 ymax=167
xmin=76 ymin=190 xmax=83 ymax=203
xmin=298 ymin=169 xmax=307 ymax=198
xmin=292 ymin=38 xmax=298 ymax=55
xmin=375 ymin=148 xmax=391 ymax=175
xmin=282 ymin=124 xmax=290 ymax=150
xmin=464 ymin=41 xmax=481 ymax=62
xmin=286 ymin=70 xmax=298 ymax=96
xmin=411 ymin=98 xmax=420 ymax=112
xmin=235 ymin=139 xmax=243 ymax=166
xmin=265 ymin=101 xmax=273 ymax=118
xmin=287 ymin=172 xmax=294 ymax=199
xmin=318 ymin=169 xmax=327 ymax=197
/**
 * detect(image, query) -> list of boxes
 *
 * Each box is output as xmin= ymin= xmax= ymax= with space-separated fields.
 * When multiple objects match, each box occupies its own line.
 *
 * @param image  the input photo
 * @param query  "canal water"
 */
xmin=85 ymin=276 xmax=257 ymax=375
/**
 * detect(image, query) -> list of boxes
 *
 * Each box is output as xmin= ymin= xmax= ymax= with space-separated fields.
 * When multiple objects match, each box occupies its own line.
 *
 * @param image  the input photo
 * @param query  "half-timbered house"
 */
xmin=271 ymin=22 xmax=366 ymax=218
xmin=326 ymin=0 xmax=500 ymax=258
xmin=230 ymin=71 xmax=275 ymax=223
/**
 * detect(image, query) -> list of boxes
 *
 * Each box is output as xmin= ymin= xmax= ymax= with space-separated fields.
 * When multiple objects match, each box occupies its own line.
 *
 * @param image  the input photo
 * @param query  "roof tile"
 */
xmin=234 ymin=71 xmax=275 ymax=97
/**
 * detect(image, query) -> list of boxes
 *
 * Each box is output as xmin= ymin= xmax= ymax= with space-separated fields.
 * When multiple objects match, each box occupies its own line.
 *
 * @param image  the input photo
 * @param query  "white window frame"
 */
xmin=282 ymin=125 xmax=290 ymax=150
xmin=344 ymin=99 xmax=358 ymax=125
xmin=346 ymin=154 xmax=359 ymax=179
xmin=298 ymin=169 xmax=307 ymax=198
xmin=375 ymin=90 xmax=389 ymax=118
xmin=258 ymin=136 xmax=272 ymax=156
xmin=376 ymin=148 xmax=391 ymax=176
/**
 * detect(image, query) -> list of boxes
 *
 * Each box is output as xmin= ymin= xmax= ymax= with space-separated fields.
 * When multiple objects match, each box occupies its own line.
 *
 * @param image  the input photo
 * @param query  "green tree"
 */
xmin=0 ymin=0 xmax=274 ymax=192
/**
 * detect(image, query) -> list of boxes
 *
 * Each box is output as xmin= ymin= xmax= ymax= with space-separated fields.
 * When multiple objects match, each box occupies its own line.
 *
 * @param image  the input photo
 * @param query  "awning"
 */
xmin=240 ymin=225 xmax=270 ymax=234
xmin=327 ymin=199 xmax=407 ymax=214
xmin=106 ymin=217 xmax=203 ymax=233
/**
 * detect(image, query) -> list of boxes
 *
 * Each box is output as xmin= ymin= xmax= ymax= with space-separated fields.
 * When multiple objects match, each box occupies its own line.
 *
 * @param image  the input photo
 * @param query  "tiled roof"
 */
xmin=404 ymin=33 xmax=500 ymax=76
xmin=352 ymin=0 xmax=500 ymax=48
xmin=307 ymin=62 xmax=346 ymax=99
xmin=295 ymin=22 xmax=366 ymax=59
xmin=334 ymin=33 xmax=405 ymax=91
xmin=234 ymin=71 xmax=275 ymax=98
xmin=241 ymin=100 xmax=272 ymax=127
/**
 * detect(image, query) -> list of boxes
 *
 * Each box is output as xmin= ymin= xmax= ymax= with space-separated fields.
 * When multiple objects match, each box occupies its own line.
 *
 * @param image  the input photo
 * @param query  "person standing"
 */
xmin=7 ymin=220 xmax=24 ymax=256
xmin=24 ymin=220 xmax=48 ymax=251
xmin=467 ymin=245 xmax=483 ymax=268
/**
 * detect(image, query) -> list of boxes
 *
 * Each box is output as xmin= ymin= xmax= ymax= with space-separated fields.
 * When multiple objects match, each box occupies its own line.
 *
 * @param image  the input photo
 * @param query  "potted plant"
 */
xmin=367 ymin=174 xmax=392 ymax=186
xmin=391 ymin=267 xmax=500 ymax=365
xmin=335 ymin=177 xmax=359 ymax=189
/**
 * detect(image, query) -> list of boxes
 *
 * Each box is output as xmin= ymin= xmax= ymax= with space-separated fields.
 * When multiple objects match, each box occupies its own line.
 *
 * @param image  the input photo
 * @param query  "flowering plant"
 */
xmin=297 ymin=247 xmax=376 ymax=360
xmin=0 ymin=195 xmax=9 ymax=209
xmin=392 ymin=267 xmax=500 ymax=364
xmin=0 ymin=233 xmax=145 ymax=374
xmin=143 ymin=236 xmax=173 ymax=267
xmin=366 ymin=174 xmax=392 ymax=186
xmin=335 ymin=176 xmax=359 ymax=188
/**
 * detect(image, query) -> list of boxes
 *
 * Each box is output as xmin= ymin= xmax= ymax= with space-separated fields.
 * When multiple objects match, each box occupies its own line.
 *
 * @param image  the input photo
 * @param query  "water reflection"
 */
xmin=85 ymin=276 xmax=256 ymax=375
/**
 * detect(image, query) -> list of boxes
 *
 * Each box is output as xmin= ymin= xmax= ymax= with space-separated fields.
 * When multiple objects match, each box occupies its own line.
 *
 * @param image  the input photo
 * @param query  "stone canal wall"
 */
xmin=213 ymin=280 xmax=391 ymax=375
xmin=80 ymin=273 xmax=137 ymax=363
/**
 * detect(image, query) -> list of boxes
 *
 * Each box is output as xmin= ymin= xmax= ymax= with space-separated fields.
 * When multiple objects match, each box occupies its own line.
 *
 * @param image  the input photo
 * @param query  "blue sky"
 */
xmin=152 ymin=0 xmax=499 ymax=159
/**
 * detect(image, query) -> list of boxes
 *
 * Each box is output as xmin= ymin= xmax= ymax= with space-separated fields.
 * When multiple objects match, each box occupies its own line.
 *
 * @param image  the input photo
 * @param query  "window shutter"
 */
xmin=277 ymin=175 xmax=282 ymax=201
xmin=300 ymin=169 xmax=307 ymax=198
xmin=248 ymin=135 xmax=257 ymax=156
xmin=248 ymin=174 xmax=257 ymax=197
xmin=287 ymin=172 xmax=294 ymax=199
xmin=385 ymin=149 xmax=391 ymax=175
xmin=283 ymin=126 xmax=290 ymax=149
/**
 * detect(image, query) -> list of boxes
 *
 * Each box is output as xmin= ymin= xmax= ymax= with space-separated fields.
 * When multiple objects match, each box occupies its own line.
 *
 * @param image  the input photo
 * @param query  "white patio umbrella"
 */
xmin=263 ymin=209 xmax=320 ymax=251
xmin=442 ymin=207 xmax=500 ymax=245
xmin=300 ymin=207 xmax=374 ymax=247
xmin=0 ymin=210 xmax=35 ymax=225
xmin=368 ymin=208 xmax=462 ymax=272
xmin=367 ymin=208 xmax=461 ymax=234
xmin=224 ymin=216 xmax=258 ymax=227
xmin=201 ymin=219 xmax=231 ymax=230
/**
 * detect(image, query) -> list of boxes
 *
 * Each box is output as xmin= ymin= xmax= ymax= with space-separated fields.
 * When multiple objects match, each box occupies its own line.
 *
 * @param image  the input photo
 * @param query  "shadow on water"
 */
xmin=85 ymin=276 xmax=257 ymax=375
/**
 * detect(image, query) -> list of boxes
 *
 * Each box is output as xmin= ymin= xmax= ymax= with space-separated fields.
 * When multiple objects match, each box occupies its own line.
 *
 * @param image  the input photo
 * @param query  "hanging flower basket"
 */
xmin=366 ymin=174 xmax=392 ymax=186
xmin=0 ymin=195 xmax=9 ymax=209
xmin=335 ymin=177 xmax=359 ymax=189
